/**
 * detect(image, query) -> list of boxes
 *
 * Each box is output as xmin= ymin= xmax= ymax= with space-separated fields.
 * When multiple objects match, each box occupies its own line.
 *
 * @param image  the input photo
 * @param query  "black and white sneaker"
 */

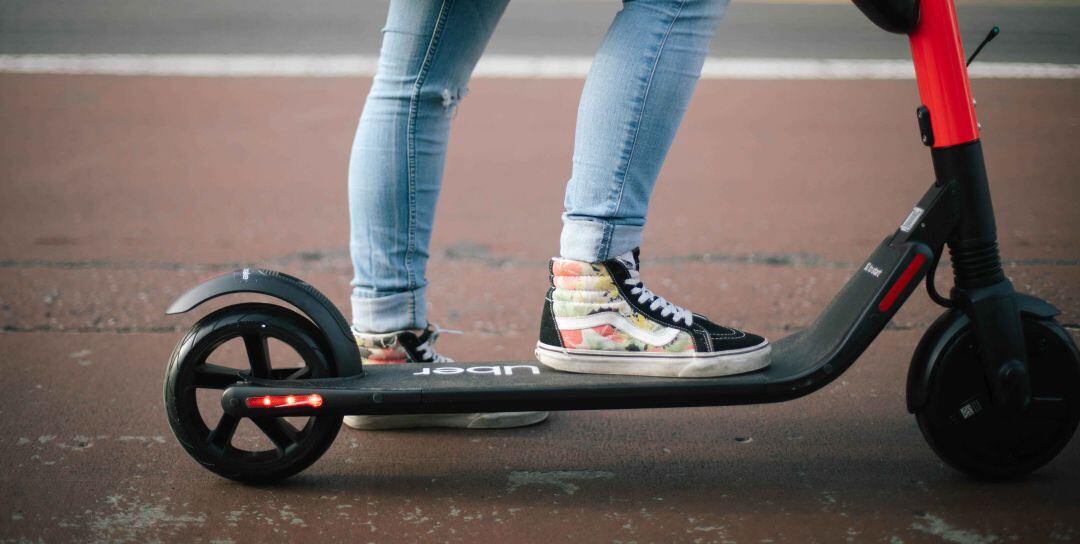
xmin=536 ymin=249 xmax=771 ymax=378
xmin=344 ymin=325 xmax=549 ymax=430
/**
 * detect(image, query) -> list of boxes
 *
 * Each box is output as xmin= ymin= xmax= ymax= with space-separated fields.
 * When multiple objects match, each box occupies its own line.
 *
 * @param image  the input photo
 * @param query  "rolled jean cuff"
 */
xmin=350 ymin=286 xmax=427 ymax=333
xmin=559 ymin=216 xmax=644 ymax=262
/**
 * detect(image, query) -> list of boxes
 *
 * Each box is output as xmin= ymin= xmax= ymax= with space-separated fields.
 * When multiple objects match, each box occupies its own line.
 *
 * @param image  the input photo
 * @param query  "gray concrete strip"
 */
xmin=1 ymin=1 xmax=1078 ymax=63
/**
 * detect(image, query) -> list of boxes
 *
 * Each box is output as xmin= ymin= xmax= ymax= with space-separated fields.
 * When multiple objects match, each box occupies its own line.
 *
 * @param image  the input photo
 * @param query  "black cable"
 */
xmin=926 ymin=247 xmax=956 ymax=308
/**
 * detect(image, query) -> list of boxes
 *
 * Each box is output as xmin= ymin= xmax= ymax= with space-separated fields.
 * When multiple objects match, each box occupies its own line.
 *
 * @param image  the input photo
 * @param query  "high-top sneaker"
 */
xmin=344 ymin=325 xmax=549 ymax=430
xmin=536 ymin=249 xmax=771 ymax=378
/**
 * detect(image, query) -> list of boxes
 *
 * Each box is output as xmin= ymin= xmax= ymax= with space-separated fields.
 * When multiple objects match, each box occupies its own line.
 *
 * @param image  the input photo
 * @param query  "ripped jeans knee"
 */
xmin=439 ymin=87 xmax=467 ymax=118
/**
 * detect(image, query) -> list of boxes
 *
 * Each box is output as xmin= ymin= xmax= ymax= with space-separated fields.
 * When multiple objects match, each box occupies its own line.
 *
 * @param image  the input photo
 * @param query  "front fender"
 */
xmin=167 ymin=268 xmax=363 ymax=376
xmin=906 ymin=293 xmax=1059 ymax=412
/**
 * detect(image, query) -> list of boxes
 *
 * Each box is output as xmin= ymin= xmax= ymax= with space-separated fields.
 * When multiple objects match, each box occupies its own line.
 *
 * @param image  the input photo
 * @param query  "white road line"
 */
xmin=0 ymin=54 xmax=1077 ymax=79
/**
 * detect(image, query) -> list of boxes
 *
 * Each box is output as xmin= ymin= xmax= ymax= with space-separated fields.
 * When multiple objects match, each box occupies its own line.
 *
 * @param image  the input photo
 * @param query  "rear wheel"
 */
xmin=915 ymin=315 xmax=1080 ymax=478
xmin=164 ymin=303 xmax=342 ymax=483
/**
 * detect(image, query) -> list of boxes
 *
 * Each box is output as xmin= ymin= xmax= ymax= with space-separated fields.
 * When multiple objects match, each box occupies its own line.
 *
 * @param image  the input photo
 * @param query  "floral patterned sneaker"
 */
xmin=536 ymin=249 xmax=771 ymax=378
xmin=344 ymin=325 xmax=549 ymax=430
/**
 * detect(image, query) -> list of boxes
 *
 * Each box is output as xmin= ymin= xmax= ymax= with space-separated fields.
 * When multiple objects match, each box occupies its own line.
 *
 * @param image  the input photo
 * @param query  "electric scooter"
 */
xmin=163 ymin=0 xmax=1080 ymax=483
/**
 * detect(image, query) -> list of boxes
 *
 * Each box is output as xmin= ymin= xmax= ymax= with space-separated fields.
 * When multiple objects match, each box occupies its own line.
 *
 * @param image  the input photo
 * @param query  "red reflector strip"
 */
xmin=245 ymin=394 xmax=323 ymax=409
xmin=878 ymin=253 xmax=927 ymax=313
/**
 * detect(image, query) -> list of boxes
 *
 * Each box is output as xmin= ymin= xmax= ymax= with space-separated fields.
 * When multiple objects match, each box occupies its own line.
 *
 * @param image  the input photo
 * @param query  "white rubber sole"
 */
xmin=535 ymin=340 xmax=772 ymax=378
xmin=343 ymin=411 xmax=549 ymax=431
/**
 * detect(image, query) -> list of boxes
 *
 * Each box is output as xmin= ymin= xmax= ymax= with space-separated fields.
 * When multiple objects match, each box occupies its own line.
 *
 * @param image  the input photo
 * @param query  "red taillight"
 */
xmin=245 ymin=394 xmax=323 ymax=409
xmin=878 ymin=253 xmax=927 ymax=313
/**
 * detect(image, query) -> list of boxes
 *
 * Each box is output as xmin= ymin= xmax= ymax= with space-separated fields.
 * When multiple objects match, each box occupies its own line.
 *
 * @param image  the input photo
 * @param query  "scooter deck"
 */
xmin=223 ymin=329 xmax=848 ymax=415
xmin=347 ymin=334 xmax=802 ymax=410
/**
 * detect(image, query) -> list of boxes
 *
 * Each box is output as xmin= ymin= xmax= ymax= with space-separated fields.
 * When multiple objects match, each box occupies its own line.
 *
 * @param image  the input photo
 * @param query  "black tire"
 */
xmin=915 ymin=315 xmax=1080 ymax=478
xmin=164 ymin=303 xmax=342 ymax=483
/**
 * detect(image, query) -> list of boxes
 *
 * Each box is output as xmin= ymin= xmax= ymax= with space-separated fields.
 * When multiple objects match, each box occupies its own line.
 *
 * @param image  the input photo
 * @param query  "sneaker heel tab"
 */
xmin=538 ymin=291 xmax=564 ymax=348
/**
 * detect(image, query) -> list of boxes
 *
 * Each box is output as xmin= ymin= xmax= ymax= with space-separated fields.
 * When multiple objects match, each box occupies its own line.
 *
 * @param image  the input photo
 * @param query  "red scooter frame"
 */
xmin=910 ymin=0 xmax=979 ymax=148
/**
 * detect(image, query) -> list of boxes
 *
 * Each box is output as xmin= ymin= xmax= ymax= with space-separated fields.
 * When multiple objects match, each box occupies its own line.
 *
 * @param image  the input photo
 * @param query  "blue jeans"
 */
xmin=350 ymin=0 xmax=728 ymax=332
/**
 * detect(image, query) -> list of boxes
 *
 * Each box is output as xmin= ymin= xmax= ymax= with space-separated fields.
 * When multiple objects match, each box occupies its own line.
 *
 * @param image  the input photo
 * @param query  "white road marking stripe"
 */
xmin=555 ymin=312 xmax=681 ymax=347
xmin=1 ymin=54 xmax=1077 ymax=80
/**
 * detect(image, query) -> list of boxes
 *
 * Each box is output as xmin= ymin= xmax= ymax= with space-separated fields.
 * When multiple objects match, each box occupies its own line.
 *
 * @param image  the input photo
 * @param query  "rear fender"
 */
xmin=167 ymin=269 xmax=363 ymax=376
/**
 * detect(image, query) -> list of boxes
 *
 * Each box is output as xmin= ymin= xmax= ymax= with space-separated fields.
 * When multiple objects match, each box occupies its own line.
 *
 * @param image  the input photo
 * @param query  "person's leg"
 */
xmin=561 ymin=0 xmax=728 ymax=262
xmin=349 ymin=0 xmax=509 ymax=334
xmin=538 ymin=0 xmax=771 ymax=378
xmin=348 ymin=0 xmax=546 ymax=428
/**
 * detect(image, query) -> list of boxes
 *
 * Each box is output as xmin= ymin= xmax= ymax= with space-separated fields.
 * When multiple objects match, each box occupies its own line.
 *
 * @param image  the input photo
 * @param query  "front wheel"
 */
xmin=915 ymin=314 xmax=1080 ymax=478
xmin=164 ymin=303 xmax=342 ymax=483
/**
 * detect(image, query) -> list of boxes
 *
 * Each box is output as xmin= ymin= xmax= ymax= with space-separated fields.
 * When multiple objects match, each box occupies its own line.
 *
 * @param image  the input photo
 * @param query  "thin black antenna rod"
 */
xmin=967 ymin=26 xmax=1000 ymax=67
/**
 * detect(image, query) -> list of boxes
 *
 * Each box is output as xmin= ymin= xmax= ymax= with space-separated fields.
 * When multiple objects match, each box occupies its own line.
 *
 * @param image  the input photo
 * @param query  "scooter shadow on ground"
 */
xmin=217 ymin=409 xmax=1078 ymax=504
xmin=229 ymin=448 xmax=1075 ymax=515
